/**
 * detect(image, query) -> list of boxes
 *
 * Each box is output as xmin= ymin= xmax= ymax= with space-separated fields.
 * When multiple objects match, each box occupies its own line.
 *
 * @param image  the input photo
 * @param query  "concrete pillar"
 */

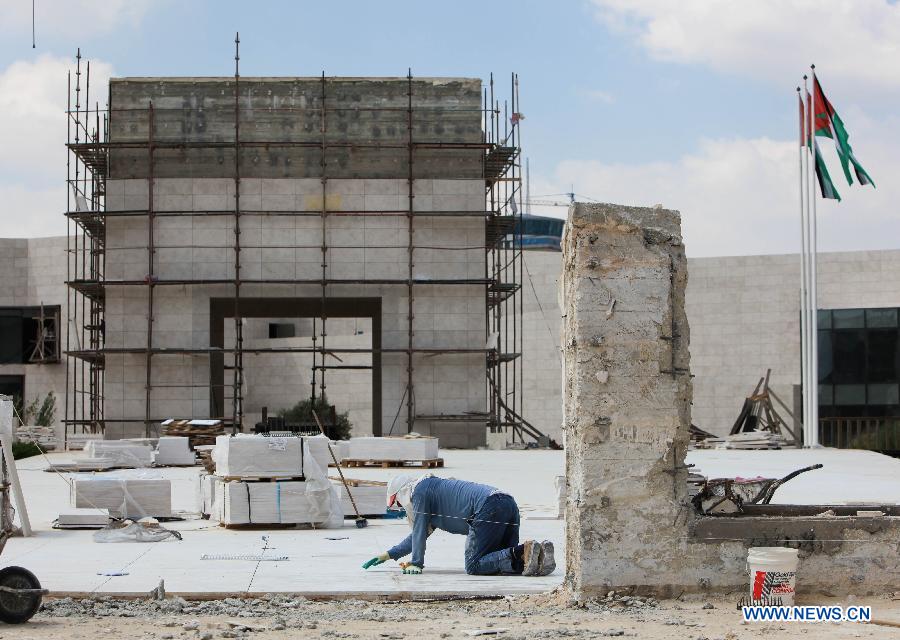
xmin=560 ymin=203 xmax=691 ymax=597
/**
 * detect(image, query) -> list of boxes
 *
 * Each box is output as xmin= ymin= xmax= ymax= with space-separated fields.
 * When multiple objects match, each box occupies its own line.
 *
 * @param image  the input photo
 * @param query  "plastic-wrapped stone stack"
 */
xmin=203 ymin=434 xmax=342 ymax=527
xmin=212 ymin=434 xmax=305 ymax=478
xmin=345 ymin=436 xmax=439 ymax=460
xmin=82 ymin=440 xmax=154 ymax=468
xmin=71 ymin=477 xmax=172 ymax=518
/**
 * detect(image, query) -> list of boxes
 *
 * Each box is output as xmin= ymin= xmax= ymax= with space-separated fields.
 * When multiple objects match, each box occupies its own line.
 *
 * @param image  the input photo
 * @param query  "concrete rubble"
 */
xmin=30 ymin=592 xmax=900 ymax=639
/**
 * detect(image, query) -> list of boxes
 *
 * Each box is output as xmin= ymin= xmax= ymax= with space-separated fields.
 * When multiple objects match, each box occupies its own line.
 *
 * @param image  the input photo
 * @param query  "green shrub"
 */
xmin=12 ymin=441 xmax=44 ymax=460
xmin=12 ymin=391 xmax=57 ymax=427
xmin=277 ymin=393 xmax=353 ymax=440
xmin=848 ymin=422 xmax=900 ymax=452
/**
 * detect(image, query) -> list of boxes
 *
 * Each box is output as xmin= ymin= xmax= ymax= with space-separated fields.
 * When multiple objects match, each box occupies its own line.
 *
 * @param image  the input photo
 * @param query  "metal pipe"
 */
xmin=144 ymin=102 xmax=155 ymax=438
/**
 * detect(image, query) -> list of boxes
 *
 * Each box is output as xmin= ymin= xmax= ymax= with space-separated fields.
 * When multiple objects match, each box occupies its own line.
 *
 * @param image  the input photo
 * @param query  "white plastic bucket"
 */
xmin=747 ymin=547 xmax=799 ymax=605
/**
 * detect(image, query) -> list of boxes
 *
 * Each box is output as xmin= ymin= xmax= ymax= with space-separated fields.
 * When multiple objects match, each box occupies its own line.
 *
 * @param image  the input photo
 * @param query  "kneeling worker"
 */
xmin=362 ymin=474 xmax=555 ymax=576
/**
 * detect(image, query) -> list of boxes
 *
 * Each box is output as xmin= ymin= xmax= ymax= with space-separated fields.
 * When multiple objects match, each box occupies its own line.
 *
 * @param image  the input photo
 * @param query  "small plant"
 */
xmin=849 ymin=422 xmax=900 ymax=453
xmin=12 ymin=391 xmax=56 ymax=427
xmin=12 ymin=441 xmax=44 ymax=460
xmin=277 ymin=393 xmax=353 ymax=440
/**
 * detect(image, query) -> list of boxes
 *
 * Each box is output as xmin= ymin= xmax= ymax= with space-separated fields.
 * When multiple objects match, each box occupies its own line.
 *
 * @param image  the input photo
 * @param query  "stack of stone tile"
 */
xmin=71 ymin=477 xmax=172 ymax=519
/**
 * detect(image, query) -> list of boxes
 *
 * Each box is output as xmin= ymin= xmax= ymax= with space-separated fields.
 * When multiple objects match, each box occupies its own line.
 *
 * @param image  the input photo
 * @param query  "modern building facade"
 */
xmin=522 ymin=246 xmax=900 ymax=442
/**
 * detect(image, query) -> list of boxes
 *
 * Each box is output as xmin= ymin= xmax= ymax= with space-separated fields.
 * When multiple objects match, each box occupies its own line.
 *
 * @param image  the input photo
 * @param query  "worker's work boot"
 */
xmin=536 ymin=540 xmax=556 ymax=576
xmin=521 ymin=540 xmax=542 ymax=576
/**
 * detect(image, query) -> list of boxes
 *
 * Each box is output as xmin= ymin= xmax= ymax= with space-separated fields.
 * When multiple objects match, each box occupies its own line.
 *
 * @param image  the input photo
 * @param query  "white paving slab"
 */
xmin=11 ymin=447 xmax=895 ymax=596
xmin=5 ymin=449 xmax=565 ymax=596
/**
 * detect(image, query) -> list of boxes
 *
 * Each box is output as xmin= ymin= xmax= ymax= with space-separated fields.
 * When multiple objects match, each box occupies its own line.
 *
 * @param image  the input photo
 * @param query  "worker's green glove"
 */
xmin=402 ymin=564 xmax=422 ymax=575
xmin=362 ymin=552 xmax=390 ymax=570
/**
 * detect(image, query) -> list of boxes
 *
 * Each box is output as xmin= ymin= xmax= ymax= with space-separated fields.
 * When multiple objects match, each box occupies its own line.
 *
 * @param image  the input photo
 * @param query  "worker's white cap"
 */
xmin=386 ymin=474 xmax=418 ymax=509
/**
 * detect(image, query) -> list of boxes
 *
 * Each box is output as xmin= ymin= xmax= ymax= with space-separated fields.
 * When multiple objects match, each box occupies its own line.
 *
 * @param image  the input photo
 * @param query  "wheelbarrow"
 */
xmin=0 ymin=484 xmax=45 ymax=624
xmin=692 ymin=464 xmax=824 ymax=515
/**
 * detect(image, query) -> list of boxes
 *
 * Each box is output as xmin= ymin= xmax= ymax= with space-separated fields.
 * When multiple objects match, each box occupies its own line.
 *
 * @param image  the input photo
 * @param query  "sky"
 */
xmin=0 ymin=0 xmax=898 ymax=257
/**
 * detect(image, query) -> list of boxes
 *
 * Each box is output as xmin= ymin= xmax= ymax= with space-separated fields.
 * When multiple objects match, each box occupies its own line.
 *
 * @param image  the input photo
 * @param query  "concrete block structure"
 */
xmin=65 ymin=53 xmax=541 ymax=447
xmin=560 ymin=202 xmax=900 ymax=598
xmin=560 ymin=202 xmax=692 ymax=596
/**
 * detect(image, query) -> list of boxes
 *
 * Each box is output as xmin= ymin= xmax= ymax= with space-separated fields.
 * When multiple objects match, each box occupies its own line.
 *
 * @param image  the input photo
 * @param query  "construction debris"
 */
xmin=161 ymin=419 xmax=224 ymax=448
xmin=14 ymin=425 xmax=56 ymax=450
xmin=728 ymin=369 xmax=800 ymax=447
xmin=694 ymin=430 xmax=788 ymax=450
xmin=92 ymin=518 xmax=182 ymax=543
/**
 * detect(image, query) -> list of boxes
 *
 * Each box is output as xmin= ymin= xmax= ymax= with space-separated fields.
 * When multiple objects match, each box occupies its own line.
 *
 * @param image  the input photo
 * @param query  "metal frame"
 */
xmin=64 ymin=41 xmax=546 ymax=444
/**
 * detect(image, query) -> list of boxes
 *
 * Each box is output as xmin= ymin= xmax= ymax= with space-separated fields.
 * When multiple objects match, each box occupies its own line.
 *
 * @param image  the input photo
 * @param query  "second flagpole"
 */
xmin=808 ymin=65 xmax=820 ymax=447
xmin=797 ymin=86 xmax=810 ymax=447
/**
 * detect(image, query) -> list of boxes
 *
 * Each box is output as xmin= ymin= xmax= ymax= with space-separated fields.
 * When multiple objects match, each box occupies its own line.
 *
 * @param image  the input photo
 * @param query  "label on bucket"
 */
xmin=752 ymin=570 xmax=796 ymax=599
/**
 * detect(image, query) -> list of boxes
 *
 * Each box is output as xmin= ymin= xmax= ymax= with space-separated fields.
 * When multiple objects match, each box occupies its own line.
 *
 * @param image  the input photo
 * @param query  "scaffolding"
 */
xmin=64 ymin=39 xmax=549 ymax=447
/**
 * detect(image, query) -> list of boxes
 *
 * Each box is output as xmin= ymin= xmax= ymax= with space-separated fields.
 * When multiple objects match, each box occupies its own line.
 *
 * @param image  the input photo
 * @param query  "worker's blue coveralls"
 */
xmin=387 ymin=477 xmax=521 ymax=575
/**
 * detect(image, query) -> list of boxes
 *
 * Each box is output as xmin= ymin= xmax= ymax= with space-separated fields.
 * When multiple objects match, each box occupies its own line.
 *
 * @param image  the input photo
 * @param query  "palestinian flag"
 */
xmin=813 ymin=138 xmax=841 ymax=201
xmin=802 ymin=92 xmax=841 ymax=201
xmin=813 ymin=76 xmax=875 ymax=188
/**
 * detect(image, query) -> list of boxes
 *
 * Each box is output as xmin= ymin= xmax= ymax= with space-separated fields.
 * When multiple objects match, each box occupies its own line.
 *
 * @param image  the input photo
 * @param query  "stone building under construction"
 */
xmin=64 ymin=51 xmax=540 ymax=447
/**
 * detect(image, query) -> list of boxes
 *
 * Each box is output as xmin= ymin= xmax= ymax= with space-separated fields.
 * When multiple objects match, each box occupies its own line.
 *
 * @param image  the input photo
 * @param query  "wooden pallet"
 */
xmin=219 ymin=522 xmax=314 ymax=530
xmin=328 ymin=476 xmax=387 ymax=487
xmin=219 ymin=476 xmax=306 ymax=483
xmin=339 ymin=458 xmax=444 ymax=469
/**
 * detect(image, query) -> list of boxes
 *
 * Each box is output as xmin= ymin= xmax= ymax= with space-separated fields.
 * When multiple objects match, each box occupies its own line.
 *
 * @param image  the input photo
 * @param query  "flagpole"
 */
xmin=802 ymin=74 xmax=815 ymax=447
xmin=808 ymin=65 xmax=820 ymax=447
xmin=797 ymin=86 xmax=810 ymax=448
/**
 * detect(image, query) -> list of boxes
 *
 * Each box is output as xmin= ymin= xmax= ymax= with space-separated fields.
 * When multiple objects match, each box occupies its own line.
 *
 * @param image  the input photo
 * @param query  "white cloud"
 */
xmin=583 ymin=89 xmax=616 ymax=104
xmin=531 ymin=127 xmax=897 ymax=257
xmin=1 ymin=0 xmax=158 ymax=38
xmin=0 ymin=183 xmax=65 ymax=238
xmin=591 ymin=0 xmax=900 ymax=93
xmin=0 ymin=54 xmax=113 ymax=237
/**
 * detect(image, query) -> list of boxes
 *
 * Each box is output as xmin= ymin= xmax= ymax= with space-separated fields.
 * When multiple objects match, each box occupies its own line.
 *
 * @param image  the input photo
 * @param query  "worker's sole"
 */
xmin=537 ymin=540 xmax=556 ymax=576
xmin=522 ymin=540 xmax=541 ymax=576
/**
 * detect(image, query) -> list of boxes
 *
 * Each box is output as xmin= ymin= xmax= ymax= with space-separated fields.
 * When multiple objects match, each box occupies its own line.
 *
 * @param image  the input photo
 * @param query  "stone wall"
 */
xmin=560 ymin=202 xmax=900 ymax=598
xmin=561 ymin=202 xmax=692 ymax=596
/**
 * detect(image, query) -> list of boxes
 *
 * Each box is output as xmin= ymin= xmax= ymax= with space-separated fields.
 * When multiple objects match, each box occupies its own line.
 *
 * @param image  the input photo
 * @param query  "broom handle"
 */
xmin=312 ymin=410 xmax=363 ymax=520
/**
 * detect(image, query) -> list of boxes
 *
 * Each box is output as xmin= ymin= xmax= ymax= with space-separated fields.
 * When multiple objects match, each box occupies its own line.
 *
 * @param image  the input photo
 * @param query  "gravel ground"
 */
xmin=13 ymin=591 xmax=900 ymax=639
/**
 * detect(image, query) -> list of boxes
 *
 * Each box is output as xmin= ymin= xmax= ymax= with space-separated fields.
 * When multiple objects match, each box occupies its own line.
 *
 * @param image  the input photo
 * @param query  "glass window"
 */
xmin=867 ymin=383 xmax=899 ymax=405
xmin=867 ymin=330 xmax=898 ymax=383
xmin=818 ymin=330 xmax=833 ymax=384
xmin=866 ymin=308 xmax=897 ymax=328
xmin=832 ymin=330 xmax=866 ymax=384
xmin=834 ymin=384 xmax=866 ymax=405
xmin=818 ymin=384 xmax=833 ymax=405
xmin=817 ymin=309 xmax=832 ymax=329
xmin=833 ymin=309 xmax=865 ymax=329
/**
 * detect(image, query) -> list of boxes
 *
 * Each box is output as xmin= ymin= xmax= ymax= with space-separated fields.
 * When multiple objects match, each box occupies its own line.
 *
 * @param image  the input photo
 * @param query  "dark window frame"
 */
xmin=816 ymin=307 xmax=900 ymax=418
